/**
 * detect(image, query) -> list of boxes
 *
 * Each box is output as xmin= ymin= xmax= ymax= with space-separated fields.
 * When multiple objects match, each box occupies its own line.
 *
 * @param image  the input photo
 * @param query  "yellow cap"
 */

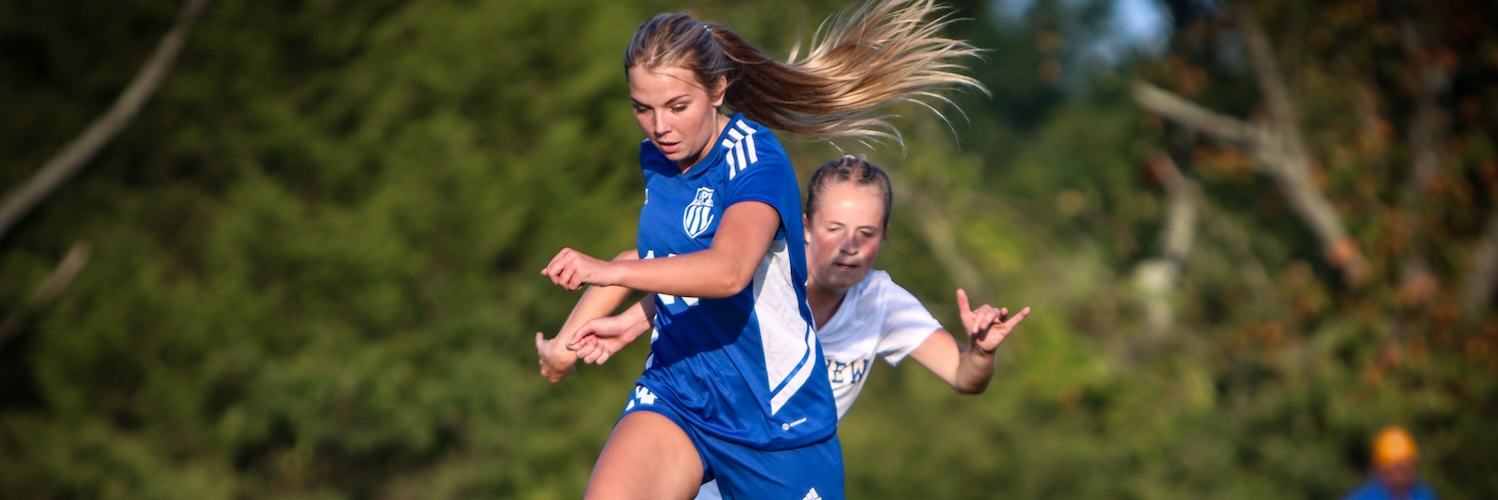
xmin=1372 ymin=426 xmax=1419 ymax=467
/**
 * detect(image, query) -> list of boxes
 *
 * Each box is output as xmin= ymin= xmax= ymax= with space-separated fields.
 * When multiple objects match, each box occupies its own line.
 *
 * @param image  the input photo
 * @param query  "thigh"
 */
xmin=586 ymin=410 xmax=705 ymax=500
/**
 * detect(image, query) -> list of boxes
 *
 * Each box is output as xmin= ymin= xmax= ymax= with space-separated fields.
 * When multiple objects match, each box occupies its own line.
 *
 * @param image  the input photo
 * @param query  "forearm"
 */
xmin=557 ymin=250 xmax=639 ymax=340
xmin=952 ymin=344 xmax=997 ymax=394
xmin=610 ymin=250 xmax=759 ymax=299
xmin=556 ymin=284 xmax=634 ymax=343
xmin=605 ymin=202 xmax=779 ymax=298
xmin=613 ymin=296 xmax=658 ymax=344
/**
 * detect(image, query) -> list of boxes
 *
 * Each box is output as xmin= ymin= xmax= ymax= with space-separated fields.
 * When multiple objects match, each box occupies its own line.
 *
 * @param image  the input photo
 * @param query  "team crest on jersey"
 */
xmin=683 ymin=187 xmax=715 ymax=238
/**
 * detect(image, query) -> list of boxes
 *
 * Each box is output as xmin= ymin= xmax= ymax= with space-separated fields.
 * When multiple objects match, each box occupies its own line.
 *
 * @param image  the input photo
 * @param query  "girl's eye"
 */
xmin=672 ymin=105 xmax=688 ymax=112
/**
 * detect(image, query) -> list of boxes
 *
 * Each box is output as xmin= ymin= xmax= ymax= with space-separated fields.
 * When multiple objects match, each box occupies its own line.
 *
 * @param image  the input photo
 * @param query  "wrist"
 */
xmin=969 ymin=341 xmax=996 ymax=358
xmin=601 ymin=260 xmax=627 ymax=288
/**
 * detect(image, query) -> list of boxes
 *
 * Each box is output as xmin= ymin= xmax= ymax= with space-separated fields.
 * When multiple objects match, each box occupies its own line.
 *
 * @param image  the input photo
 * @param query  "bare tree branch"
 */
xmin=0 ymin=0 xmax=211 ymax=240
xmin=1235 ymin=7 xmax=1369 ymax=287
xmin=1130 ymin=82 xmax=1255 ymax=144
xmin=1130 ymin=8 xmax=1370 ymax=287
xmin=1237 ymin=9 xmax=1304 ymax=150
xmin=1 ymin=243 xmax=91 ymax=349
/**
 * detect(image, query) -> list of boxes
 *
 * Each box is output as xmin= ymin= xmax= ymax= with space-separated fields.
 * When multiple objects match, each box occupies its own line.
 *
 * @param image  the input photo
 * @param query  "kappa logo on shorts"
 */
xmin=683 ymin=187 xmax=715 ymax=238
xmin=625 ymin=386 xmax=658 ymax=411
xmin=802 ymin=488 xmax=822 ymax=500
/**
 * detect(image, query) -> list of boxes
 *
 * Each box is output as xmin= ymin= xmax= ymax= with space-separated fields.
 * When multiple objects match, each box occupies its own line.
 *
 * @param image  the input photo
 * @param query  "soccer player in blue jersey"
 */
xmin=543 ymin=156 xmax=1030 ymax=500
xmin=538 ymin=1 xmax=983 ymax=498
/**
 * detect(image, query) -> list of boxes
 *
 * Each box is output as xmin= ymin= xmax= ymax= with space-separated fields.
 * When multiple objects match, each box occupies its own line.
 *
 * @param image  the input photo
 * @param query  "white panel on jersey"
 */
xmin=753 ymin=238 xmax=816 ymax=415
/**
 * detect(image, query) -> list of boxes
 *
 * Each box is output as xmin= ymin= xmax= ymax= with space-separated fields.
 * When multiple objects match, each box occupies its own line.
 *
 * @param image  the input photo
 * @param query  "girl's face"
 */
xmin=805 ymin=181 xmax=887 ymax=293
xmin=628 ymin=65 xmax=724 ymax=171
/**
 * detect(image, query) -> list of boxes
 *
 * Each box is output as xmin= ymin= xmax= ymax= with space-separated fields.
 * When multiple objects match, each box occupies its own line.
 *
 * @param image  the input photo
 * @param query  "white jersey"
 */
xmin=815 ymin=270 xmax=943 ymax=419
xmin=697 ymin=270 xmax=941 ymax=499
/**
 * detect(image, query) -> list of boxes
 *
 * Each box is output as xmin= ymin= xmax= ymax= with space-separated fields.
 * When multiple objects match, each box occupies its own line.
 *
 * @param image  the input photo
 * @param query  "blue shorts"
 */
xmin=621 ymin=385 xmax=845 ymax=500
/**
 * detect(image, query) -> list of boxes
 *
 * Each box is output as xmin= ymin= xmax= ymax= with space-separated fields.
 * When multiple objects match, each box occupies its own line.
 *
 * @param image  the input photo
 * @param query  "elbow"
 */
xmin=698 ymin=258 xmax=759 ymax=298
xmin=952 ymin=378 xmax=988 ymax=395
xmin=700 ymin=270 xmax=754 ymax=298
xmin=953 ymin=380 xmax=991 ymax=395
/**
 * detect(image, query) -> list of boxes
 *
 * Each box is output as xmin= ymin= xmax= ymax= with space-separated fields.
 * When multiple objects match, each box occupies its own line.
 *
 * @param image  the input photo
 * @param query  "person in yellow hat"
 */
xmin=1344 ymin=426 xmax=1438 ymax=500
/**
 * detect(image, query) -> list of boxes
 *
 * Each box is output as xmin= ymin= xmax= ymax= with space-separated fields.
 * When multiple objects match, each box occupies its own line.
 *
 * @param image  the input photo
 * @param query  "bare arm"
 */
xmin=906 ymin=328 xmax=997 ymax=394
xmin=570 ymin=296 xmax=658 ymax=366
xmin=535 ymin=250 xmax=638 ymax=383
xmin=541 ymin=202 xmax=781 ymax=298
xmin=907 ymin=289 xmax=1030 ymax=394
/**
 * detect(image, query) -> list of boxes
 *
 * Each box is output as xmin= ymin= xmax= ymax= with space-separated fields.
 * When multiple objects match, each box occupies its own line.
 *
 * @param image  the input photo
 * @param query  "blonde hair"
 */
xmin=623 ymin=0 xmax=986 ymax=145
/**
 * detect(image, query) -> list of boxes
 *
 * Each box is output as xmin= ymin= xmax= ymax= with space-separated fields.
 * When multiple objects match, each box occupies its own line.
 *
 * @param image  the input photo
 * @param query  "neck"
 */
xmin=806 ymin=278 xmax=848 ymax=330
xmin=677 ymin=112 xmax=728 ymax=173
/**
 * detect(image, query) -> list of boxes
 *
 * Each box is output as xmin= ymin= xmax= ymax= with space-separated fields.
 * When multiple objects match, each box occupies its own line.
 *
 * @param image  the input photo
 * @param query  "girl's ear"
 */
xmin=803 ymin=214 xmax=812 ymax=242
xmin=711 ymin=75 xmax=728 ymax=107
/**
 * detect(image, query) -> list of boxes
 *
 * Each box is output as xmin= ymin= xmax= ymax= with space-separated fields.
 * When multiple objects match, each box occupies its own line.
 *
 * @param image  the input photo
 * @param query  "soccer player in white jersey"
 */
xmin=542 ymin=156 xmax=1029 ymax=499
xmin=536 ymin=1 xmax=985 ymax=498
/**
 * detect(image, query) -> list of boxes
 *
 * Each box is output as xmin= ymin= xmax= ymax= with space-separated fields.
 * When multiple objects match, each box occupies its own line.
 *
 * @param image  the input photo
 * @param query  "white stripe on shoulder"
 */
xmin=722 ymin=120 xmax=761 ymax=180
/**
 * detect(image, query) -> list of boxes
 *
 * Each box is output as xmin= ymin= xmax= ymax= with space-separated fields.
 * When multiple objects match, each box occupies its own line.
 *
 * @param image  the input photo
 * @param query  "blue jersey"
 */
xmin=634 ymin=114 xmax=837 ymax=450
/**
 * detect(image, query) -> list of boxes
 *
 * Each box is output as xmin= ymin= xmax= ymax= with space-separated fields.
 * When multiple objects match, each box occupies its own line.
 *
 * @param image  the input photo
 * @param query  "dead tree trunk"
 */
xmin=1132 ymin=154 xmax=1199 ymax=335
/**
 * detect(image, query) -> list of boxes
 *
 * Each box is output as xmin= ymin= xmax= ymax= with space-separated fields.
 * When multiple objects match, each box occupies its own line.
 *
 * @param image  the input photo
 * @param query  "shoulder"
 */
xmin=720 ymin=115 xmax=789 ymax=175
xmin=863 ymin=270 xmax=919 ymax=303
xmin=846 ymin=270 xmax=932 ymax=320
xmin=730 ymin=115 xmax=783 ymax=147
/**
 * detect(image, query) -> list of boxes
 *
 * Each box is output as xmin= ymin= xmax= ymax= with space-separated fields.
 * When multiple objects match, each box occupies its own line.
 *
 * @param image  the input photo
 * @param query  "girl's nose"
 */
xmin=653 ymin=114 xmax=669 ymax=136
xmin=840 ymin=235 xmax=860 ymax=254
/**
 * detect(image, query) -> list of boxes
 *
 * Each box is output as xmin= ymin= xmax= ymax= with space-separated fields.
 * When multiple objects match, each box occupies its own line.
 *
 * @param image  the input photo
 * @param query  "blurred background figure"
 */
xmin=1345 ymin=426 xmax=1438 ymax=500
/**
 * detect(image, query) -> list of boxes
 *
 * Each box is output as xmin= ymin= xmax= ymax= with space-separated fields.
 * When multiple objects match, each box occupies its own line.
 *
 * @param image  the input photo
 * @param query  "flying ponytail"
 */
xmin=624 ymin=0 xmax=986 ymax=145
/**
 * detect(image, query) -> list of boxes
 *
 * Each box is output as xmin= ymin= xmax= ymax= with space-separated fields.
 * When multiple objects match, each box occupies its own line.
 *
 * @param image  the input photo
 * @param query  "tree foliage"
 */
xmin=1 ymin=0 xmax=1495 ymax=498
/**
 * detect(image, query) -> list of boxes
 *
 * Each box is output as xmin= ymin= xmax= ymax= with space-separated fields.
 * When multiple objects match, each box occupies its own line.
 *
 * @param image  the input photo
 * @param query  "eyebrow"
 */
xmin=631 ymin=94 xmax=693 ymax=108
xmin=821 ymin=220 xmax=880 ymax=231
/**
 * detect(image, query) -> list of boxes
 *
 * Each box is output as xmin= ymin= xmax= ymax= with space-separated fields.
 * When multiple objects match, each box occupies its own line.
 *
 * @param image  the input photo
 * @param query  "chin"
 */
xmin=828 ymin=272 xmax=865 ymax=289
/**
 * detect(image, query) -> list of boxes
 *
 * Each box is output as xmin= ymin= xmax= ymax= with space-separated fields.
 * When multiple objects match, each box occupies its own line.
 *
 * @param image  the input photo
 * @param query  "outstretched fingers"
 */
xmin=956 ymin=288 xmax=982 ymax=334
xmin=975 ymin=306 xmax=1031 ymax=353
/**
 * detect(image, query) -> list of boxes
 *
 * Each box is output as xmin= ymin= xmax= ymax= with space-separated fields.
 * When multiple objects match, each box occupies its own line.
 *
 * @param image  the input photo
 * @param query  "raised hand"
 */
xmin=956 ymin=288 xmax=1030 ymax=354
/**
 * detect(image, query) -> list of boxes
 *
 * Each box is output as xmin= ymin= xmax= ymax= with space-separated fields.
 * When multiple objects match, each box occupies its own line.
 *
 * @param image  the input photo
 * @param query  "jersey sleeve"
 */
xmin=721 ymin=123 xmax=798 ymax=220
xmin=873 ymin=276 xmax=943 ymax=366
